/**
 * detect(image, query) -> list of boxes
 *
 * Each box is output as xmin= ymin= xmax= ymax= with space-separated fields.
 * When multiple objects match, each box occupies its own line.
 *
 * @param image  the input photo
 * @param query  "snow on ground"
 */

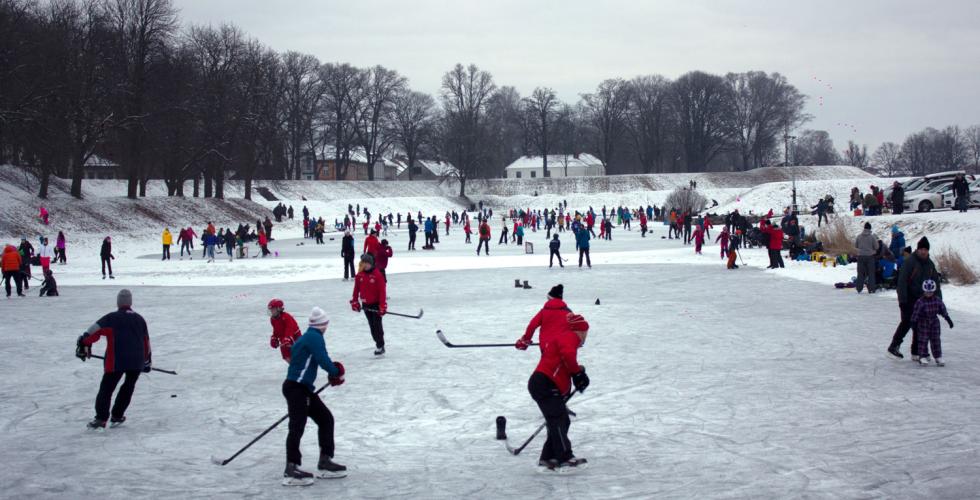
xmin=2 ymin=220 xmax=980 ymax=499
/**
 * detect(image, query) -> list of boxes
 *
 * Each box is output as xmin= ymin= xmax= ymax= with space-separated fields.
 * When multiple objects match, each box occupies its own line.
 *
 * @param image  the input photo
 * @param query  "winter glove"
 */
xmin=75 ymin=335 xmax=91 ymax=361
xmin=571 ymin=367 xmax=590 ymax=393
xmin=270 ymin=336 xmax=280 ymax=349
xmin=947 ymin=318 xmax=954 ymax=329
xmin=379 ymin=303 xmax=387 ymax=316
xmin=515 ymin=337 xmax=531 ymax=350
xmin=350 ymin=300 xmax=361 ymax=312
xmin=328 ymin=361 xmax=345 ymax=386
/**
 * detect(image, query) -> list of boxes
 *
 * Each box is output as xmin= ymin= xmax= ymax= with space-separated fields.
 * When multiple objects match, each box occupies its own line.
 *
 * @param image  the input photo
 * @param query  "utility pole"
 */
xmin=784 ymin=133 xmax=797 ymax=212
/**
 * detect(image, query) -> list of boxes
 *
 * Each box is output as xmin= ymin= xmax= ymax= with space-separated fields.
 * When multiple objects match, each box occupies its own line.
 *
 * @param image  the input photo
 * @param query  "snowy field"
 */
xmin=2 ymin=219 xmax=980 ymax=499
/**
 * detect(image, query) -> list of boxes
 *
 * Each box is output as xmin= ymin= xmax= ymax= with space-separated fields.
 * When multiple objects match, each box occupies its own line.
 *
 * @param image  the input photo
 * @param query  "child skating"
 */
xmin=910 ymin=279 xmax=953 ymax=366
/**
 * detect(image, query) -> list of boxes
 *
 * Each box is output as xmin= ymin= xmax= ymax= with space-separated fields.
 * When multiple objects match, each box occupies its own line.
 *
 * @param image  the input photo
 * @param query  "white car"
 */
xmin=904 ymin=180 xmax=953 ymax=212
xmin=942 ymin=178 xmax=980 ymax=210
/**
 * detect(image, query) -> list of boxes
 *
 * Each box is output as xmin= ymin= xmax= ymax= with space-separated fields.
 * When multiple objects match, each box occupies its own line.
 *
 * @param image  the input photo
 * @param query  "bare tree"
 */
xmin=965 ymin=124 xmax=980 ymax=173
xmin=552 ymin=104 xmax=584 ymax=177
xmin=349 ymin=65 xmax=406 ymax=180
xmin=670 ymin=71 xmax=733 ymax=172
xmin=843 ymin=140 xmax=868 ymax=170
xmin=391 ymin=89 xmax=435 ymax=180
xmin=523 ymin=86 xmax=558 ymax=177
xmin=437 ymin=63 xmax=495 ymax=197
xmin=871 ymin=142 xmax=902 ymax=177
xmin=624 ymin=75 xmax=672 ymax=173
xmin=724 ymin=71 xmax=808 ymax=171
xmin=319 ymin=62 xmax=360 ymax=180
xmin=281 ymin=51 xmax=322 ymax=180
xmin=102 ymin=0 xmax=177 ymax=198
xmin=792 ymin=130 xmax=841 ymax=166
xmin=484 ymin=86 xmax=525 ymax=178
xmin=665 ymin=186 xmax=708 ymax=213
xmin=580 ymin=78 xmax=628 ymax=172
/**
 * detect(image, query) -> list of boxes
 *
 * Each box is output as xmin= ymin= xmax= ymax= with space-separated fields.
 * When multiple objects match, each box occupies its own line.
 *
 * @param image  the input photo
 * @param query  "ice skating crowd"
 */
xmin=2 ymin=180 xmax=970 ymax=484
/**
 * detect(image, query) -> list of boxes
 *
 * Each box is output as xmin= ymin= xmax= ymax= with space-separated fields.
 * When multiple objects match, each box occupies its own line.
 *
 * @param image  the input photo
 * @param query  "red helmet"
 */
xmin=268 ymin=299 xmax=284 ymax=309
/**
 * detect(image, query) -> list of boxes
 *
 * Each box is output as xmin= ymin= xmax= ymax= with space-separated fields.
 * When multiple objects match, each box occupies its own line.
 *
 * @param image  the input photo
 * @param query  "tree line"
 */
xmin=3 ymin=1 xmax=974 ymax=200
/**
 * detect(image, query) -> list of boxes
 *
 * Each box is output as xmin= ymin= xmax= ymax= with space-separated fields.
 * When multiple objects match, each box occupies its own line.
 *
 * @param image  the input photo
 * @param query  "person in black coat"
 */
xmin=889 ymin=182 xmax=905 ymax=215
xmin=951 ymin=174 xmax=970 ymax=212
xmin=100 ymin=237 xmax=114 ymax=279
xmin=341 ymin=230 xmax=356 ymax=280
xmin=549 ymin=234 xmax=564 ymax=268
xmin=407 ymin=219 xmax=418 ymax=250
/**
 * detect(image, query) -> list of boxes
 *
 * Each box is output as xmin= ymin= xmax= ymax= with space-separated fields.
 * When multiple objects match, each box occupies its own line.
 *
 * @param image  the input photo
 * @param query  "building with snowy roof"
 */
xmin=397 ymin=159 xmax=457 ymax=180
xmin=504 ymin=153 xmax=605 ymax=179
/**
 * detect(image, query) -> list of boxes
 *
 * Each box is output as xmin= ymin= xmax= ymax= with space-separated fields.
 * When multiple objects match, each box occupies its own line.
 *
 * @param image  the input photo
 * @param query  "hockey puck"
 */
xmin=171 ymin=394 xmax=177 ymax=398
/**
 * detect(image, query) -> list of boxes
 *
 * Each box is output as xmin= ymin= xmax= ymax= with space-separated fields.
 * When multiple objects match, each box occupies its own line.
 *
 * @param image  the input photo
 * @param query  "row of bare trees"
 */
xmin=1 ymin=0 xmax=818 ymax=200
xmin=869 ymin=125 xmax=980 ymax=177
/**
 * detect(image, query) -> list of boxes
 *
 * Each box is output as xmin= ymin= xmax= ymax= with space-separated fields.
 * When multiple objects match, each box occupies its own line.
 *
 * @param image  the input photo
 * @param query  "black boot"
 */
xmin=317 ymin=453 xmax=348 ymax=478
xmin=283 ymin=462 xmax=314 ymax=485
xmin=514 ymin=279 xmax=522 ymax=288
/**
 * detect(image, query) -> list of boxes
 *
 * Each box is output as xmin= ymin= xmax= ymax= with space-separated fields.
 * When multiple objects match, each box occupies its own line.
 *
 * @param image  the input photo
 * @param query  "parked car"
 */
xmin=904 ymin=180 xmax=955 ymax=212
xmin=886 ymin=170 xmax=971 ymax=206
xmin=942 ymin=178 xmax=980 ymax=210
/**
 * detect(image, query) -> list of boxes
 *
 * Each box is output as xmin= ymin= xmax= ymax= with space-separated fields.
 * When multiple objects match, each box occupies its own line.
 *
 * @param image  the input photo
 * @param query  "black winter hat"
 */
xmin=864 ymin=222 xmax=872 ymax=230
xmin=548 ymin=284 xmax=564 ymax=299
xmin=917 ymin=237 xmax=930 ymax=251
xmin=360 ymin=253 xmax=375 ymax=265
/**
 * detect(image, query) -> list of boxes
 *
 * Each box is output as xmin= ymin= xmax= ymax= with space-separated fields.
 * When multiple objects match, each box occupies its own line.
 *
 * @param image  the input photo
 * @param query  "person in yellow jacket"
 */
xmin=162 ymin=228 xmax=173 ymax=261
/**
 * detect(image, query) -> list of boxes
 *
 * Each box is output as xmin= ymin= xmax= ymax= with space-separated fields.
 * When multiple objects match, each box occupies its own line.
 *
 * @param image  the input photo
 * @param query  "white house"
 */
xmin=504 ymin=153 xmax=605 ymax=179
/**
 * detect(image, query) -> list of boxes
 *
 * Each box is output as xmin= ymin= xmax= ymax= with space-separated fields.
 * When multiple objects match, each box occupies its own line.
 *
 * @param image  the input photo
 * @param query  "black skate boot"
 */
xmin=109 ymin=416 xmax=126 ymax=428
xmin=316 ymin=453 xmax=348 ymax=479
xmin=282 ymin=462 xmax=314 ymax=486
xmin=523 ymin=280 xmax=532 ymax=289
xmin=87 ymin=418 xmax=106 ymax=430
xmin=514 ymin=279 xmax=522 ymax=288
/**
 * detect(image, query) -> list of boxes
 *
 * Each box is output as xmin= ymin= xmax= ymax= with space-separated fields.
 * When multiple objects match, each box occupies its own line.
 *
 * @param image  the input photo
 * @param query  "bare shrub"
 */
xmin=665 ymin=187 xmax=707 ymax=214
xmin=935 ymin=247 xmax=979 ymax=285
xmin=817 ymin=219 xmax=857 ymax=256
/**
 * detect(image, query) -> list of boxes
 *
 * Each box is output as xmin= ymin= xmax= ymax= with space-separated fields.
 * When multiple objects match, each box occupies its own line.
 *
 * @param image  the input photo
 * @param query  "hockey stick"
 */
xmin=435 ymin=330 xmax=538 ymax=349
xmin=364 ymin=308 xmax=423 ymax=319
xmin=88 ymin=354 xmax=177 ymax=375
xmin=212 ymin=383 xmax=330 ymax=466
xmin=505 ymin=390 xmax=577 ymax=456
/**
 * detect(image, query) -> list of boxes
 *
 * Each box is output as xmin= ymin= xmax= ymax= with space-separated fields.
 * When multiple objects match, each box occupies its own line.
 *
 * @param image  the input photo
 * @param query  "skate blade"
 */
xmin=558 ymin=463 xmax=589 ymax=474
xmin=315 ymin=470 xmax=347 ymax=479
xmin=109 ymin=422 xmax=125 ymax=428
xmin=282 ymin=477 xmax=315 ymax=487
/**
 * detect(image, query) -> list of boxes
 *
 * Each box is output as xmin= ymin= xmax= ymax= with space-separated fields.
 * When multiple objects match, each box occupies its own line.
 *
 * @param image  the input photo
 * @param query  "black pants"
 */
xmin=162 ymin=244 xmax=170 ymax=260
xmin=477 ymin=238 xmax=489 ymax=255
xmin=180 ymin=241 xmax=191 ymax=256
xmin=889 ymin=302 xmax=920 ymax=356
xmin=57 ymin=248 xmax=66 ymax=264
xmin=517 ymin=235 xmax=523 ymax=245
xmin=343 ymin=256 xmax=355 ymax=279
xmin=550 ymin=250 xmax=563 ymax=267
xmin=498 ymin=232 xmax=507 ymax=245
xmin=408 ymin=234 xmax=416 ymax=250
xmin=527 ymin=372 xmax=573 ymax=463
xmin=768 ymin=249 xmax=784 ymax=268
xmin=683 ymin=226 xmax=692 ymax=244
xmin=578 ymin=248 xmax=591 ymax=268
xmin=855 ymin=255 xmax=876 ymax=292
xmin=3 ymin=270 xmax=22 ymax=296
xmin=101 ymin=257 xmax=113 ymax=276
xmin=283 ymin=380 xmax=334 ymax=465
xmin=364 ymin=305 xmax=385 ymax=348
xmin=95 ymin=370 xmax=141 ymax=421
xmin=817 ymin=213 xmax=829 ymax=226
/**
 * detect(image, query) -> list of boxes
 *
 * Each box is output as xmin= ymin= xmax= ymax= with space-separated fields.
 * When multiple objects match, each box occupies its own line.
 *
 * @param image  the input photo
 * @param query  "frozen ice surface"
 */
xmin=1 ymin=222 xmax=979 ymax=499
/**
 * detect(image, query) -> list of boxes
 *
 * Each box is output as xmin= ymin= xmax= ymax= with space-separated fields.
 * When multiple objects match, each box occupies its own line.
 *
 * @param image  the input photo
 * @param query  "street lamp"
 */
xmin=784 ymin=134 xmax=797 ymax=212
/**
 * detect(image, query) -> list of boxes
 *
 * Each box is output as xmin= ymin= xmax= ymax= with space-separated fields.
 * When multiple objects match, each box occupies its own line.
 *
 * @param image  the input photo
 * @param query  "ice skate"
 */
xmin=282 ymin=462 xmax=314 ymax=486
xmin=87 ymin=418 xmax=106 ymax=430
xmin=316 ymin=455 xmax=348 ymax=479
xmin=935 ymin=357 xmax=945 ymax=367
xmin=374 ymin=346 xmax=385 ymax=356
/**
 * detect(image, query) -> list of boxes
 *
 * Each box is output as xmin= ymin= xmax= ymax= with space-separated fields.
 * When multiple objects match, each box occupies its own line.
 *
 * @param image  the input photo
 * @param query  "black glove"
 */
xmin=571 ymin=367 xmax=590 ymax=393
xmin=947 ymin=318 xmax=954 ymax=329
xmin=75 ymin=335 xmax=90 ymax=361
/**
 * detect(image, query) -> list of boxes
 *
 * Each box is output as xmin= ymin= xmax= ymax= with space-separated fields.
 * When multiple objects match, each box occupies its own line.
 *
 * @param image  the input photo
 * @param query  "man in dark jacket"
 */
xmin=100 ymin=237 xmax=114 ymax=279
xmin=76 ymin=289 xmax=150 ymax=429
xmin=549 ymin=234 xmax=564 ymax=268
xmin=889 ymin=181 xmax=905 ymax=215
xmin=341 ymin=230 xmax=355 ymax=280
xmin=888 ymin=237 xmax=941 ymax=360
xmin=951 ymin=174 xmax=970 ymax=212
xmin=407 ymin=219 xmax=418 ymax=250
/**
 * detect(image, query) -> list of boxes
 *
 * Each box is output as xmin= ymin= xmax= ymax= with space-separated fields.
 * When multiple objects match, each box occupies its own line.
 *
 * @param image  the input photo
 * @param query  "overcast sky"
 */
xmin=174 ymin=0 xmax=980 ymax=152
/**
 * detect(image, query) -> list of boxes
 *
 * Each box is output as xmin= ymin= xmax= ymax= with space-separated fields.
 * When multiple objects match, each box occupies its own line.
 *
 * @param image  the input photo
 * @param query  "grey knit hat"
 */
xmin=117 ymin=289 xmax=133 ymax=308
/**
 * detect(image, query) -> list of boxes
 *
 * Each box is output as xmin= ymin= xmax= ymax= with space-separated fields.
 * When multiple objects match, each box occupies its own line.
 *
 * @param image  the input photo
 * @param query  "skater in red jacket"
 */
xmin=363 ymin=230 xmax=381 ymax=262
xmin=268 ymin=299 xmax=302 ymax=362
xmin=515 ymin=284 xmax=590 ymax=472
xmin=351 ymin=253 xmax=387 ymax=355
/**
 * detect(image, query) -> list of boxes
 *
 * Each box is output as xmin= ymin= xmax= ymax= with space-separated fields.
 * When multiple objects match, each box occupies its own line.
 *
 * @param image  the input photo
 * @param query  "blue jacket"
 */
xmin=575 ymin=228 xmax=590 ymax=249
xmin=286 ymin=327 xmax=340 ymax=391
xmin=424 ymin=219 xmax=434 ymax=233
